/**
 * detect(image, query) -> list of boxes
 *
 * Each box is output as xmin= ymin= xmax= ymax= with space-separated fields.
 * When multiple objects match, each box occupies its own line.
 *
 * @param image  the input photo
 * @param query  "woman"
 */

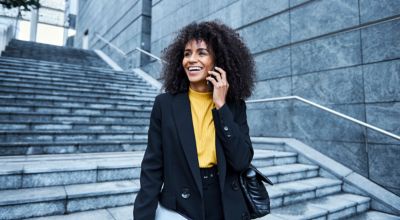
xmin=134 ymin=21 xmax=256 ymax=220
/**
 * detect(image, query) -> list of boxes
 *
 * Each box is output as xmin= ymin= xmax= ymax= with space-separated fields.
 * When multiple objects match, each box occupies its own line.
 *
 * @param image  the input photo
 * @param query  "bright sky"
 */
xmin=17 ymin=20 xmax=65 ymax=46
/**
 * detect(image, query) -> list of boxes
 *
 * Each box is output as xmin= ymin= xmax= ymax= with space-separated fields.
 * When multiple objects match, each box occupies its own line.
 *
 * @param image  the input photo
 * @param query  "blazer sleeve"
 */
xmin=212 ymin=100 xmax=254 ymax=172
xmin=133 ymin=95 xmax=163 ymax=220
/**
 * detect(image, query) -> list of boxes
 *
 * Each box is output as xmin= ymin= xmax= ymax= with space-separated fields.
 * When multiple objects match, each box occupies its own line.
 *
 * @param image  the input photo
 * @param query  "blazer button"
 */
xmin=231 ymin=180 xmax=239 ymax=191
xmin=223 ymin=126 xmax=229 ymax=131
xmin=181 ymin=188 xmax=191 ymax=199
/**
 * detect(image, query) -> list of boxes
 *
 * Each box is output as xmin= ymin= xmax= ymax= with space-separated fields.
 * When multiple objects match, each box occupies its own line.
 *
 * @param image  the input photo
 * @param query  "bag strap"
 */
xmin=249 ymin=164 xmax=274 ymax=185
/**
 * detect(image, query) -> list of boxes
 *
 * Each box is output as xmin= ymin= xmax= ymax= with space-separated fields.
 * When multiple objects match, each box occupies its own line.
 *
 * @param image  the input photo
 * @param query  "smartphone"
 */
xmin=207 ymin=66 xmax=217 ymax=90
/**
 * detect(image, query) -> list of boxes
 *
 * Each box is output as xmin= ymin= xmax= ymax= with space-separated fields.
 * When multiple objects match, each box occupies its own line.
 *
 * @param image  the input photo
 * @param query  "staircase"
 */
xmin=0 ymin=41 xmax=398 ymax=220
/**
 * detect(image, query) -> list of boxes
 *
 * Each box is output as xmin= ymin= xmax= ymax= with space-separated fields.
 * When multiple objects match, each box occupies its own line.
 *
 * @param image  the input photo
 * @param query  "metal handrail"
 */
xmin=94 ymin=33 xmax=166 ymax=64
xmin=246 ymin=96 xmax=400 ymax=141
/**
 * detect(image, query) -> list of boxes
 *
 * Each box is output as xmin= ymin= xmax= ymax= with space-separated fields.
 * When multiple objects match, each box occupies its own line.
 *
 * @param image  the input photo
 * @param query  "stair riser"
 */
xmin=0 ymin=168 xmax=141 ymax=190
xmin=270 ymin=184 xmax=342 ymax=209
xmin=0 ymin=91 xmax=154 ymax=103
xmin=266 ymin=169 xmax=319 ymax=184
xmin=0 ymin=124 xmax=148 ymax=132
xmin=253 ymin=156 xmax=297 ymax=167
xmin=0 ymin=107 xmax=150 ymax=117
xmin=0 ymin=76 xmax=153 ymax=91
xmin=0 ymin=133 xmax=147 ymax=142
xmin=0 ymin=98 xmax=154 ymax=109
xmin=0 ymin=71 xmax=148 ymax=87
xmin=0 ymin=200 xmax=66 ymax=220
xmin=0 ymin=81 xmax=158 ymax=95
xmin=0 ymin=114 xmax=149 ymax=123
xmin=0 ymin=143 xmax=147 ymax=156
xmin=0 ymin=87 xmax=156 ymax=100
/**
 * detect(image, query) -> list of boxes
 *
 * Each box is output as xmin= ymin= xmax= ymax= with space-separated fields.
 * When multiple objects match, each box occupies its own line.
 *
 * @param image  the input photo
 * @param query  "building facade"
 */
xmin=74 ymin=0 xmax=400 ymax=196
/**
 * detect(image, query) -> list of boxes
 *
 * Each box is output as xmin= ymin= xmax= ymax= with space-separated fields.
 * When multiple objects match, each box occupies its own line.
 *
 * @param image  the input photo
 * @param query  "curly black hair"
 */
xmin=161 ymin=20 xmax=256 ymax=102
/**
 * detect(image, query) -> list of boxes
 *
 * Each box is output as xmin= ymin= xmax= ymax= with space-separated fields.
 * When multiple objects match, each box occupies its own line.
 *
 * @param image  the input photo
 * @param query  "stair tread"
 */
xmin=259 ymin=163 xmax=319 ymax=175
xmin=26 ymin=206 xmax=132 ymax=220
xmin=0 ymin=180 xmax=139 ymax=205
xmin=346 ymin=211 xmax=400 ymax=220
xmin=262 ymin=193 xmax=370 ymax=220
xmin=268 ymin=177 xmax=342 ymax=198
xmin=0 ymin=139 xmax=148 ymax=147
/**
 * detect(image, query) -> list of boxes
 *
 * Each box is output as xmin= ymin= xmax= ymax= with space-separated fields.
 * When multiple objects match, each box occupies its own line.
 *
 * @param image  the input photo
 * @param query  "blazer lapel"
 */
xmin=172 ymin=93 xmax=203 ymax=197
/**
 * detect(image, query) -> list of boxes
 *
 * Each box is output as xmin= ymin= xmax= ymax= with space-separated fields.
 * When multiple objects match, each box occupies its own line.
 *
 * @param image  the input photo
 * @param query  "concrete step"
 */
xmin=25 ymin=205 xmax=134 ymax=220
xmin=0 ymin=151 xmax=144 ymax=189
xmin=0 ymin=103 xmax=151 ymax=117
xmin=346 ymin=211 xmax=400 ymax=220
xmin=0 ymin=97 xmax=154 ymax=109
xmin=0 ymin=140 xmax=148 ymax=155
xmin=0 ymin=85 xmax=157 ymax=100
xmin=262 ymin=193 xmax=371 ymax=220
xmin=0 ymin=78 xmax=158 ymax=95
xmin=0 ymin=130 xmax=148 ymax=142
xmin=268 ymin=177 xmax=342 ymax=208
xmin=0 ymin=150 xmax=296 ymax=189
xmin=0 ymin=66 xmax=147 ymax=85
xmin=0 ymin=61 xmax=141 ymax=80
xmin=0 ymin=112 xmax=150 ymax=123
xmin=0 ymin=121 xmax=148 ymax=131
xmin=0 ymin=180 xmax=139 ymax=219
xmin=0 ymin=56 xmax=129 ymax=76
xmin=0 ymin=89 xmax=155 ymax=104
xmin=259 ymin=163 xmax=319 ymax=184
xmin=0 ymin=75 xmax=154 ymax=93
xmin=0 ymin=70 xmax=150 ymax=88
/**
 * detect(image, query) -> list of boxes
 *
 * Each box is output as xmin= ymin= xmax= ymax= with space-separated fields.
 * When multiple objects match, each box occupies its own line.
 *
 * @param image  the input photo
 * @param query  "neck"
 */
xmin=189 ymin=81 xmax=212 ymax=93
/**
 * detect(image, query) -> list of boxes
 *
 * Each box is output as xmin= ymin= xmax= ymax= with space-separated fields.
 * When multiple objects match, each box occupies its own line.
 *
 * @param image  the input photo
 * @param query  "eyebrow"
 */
xmin=184 ymin=48 xmax=209 ymax=52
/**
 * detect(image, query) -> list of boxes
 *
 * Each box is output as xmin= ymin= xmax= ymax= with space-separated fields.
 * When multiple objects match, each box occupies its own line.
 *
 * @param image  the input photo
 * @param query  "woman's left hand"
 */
xmin=206 ymin=66 xmax=229 ymax=109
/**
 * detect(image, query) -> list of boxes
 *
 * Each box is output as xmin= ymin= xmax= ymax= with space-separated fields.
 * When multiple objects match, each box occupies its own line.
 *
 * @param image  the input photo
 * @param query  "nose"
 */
xmin=188 ymin=53 xmax=198 ymax=63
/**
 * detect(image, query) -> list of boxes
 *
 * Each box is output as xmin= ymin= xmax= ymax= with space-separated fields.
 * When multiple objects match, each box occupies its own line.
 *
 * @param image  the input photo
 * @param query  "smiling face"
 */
xmin=182 ymin=39 xmax=215 ymax=91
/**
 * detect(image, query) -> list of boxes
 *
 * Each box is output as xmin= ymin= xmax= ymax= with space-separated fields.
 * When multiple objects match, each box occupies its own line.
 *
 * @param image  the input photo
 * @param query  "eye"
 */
xmin=184 ymin=52 xmax=191 ymax=57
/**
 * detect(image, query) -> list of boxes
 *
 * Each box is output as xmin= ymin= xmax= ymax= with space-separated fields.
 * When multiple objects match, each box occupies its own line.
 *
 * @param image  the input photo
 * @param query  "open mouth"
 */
xmin=188 ymin=66 xmax=203 ymax=72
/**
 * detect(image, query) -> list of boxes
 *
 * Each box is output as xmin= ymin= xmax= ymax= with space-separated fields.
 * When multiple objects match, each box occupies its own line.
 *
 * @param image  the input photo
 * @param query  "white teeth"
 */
xmin=188 ymin=66 xmax=202 ymax=71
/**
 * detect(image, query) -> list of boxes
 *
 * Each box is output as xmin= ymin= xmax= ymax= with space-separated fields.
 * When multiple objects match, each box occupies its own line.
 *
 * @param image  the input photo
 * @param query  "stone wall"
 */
xmin=75 ymin=0 xmax=400 ymax=196
xmin=75 ymin=0 xmax=151 ymax=68
xmin=151 ymin=0 xmax=400 ymax=196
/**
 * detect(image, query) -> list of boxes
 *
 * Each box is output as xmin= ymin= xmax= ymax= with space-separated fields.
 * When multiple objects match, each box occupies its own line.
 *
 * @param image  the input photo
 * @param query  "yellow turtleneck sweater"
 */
xmin=188 ymin=87 xmax=217 ymax=168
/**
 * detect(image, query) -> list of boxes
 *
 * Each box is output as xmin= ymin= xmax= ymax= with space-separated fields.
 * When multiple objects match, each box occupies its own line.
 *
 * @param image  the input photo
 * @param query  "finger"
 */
xmin=208 ymin=70 xmax=222 ymax=82
xmin=206 ymin=76 xmax=218 ymax=86
xmin=214 ymin=67 xmax=227 ymax=81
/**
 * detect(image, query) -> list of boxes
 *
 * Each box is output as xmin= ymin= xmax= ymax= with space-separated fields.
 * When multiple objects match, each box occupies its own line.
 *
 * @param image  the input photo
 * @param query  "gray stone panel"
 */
xmin=207 ymin=0 xmax=239 ymax=15
xmin=292 ymin=66 xmax=364 ymax=104
xmin=359 ymin=0 xmax=400 ymax=23
xmin=292 ymin=103 xmax=366 ymax=142
xmin=292 ymin=31 xmax=361 ymax=75
xmin=364 ymin=59 xmax=400 ymax=103
xmin=289 ymin=0 xmax=311 ymax=7
xmin=241 ymin=0 xmax=289 ymax=26
xmin=97 ymin=168 xmax=139 ymax=182
xmin=365 ymin=102 xmax=400 ymax=145
xmin=207 ymin=1 xmax=242 ymax=29
xmin=300 ymin=139 xmax=368 ymax=177
xmin=247 ymin=102 xmax=293 ymax=137
xmin=290 ymin=0 xmax=359 ymax=42
xmin=362 ymin=20 xmax=400 ymax=63
xmin=238 ymin=12 xmax=290 ymax=54
xmin=254 ymin=47 xmax=291 ymax=80
xmin=368 ymin=144 xmax=400 ymax=192
xmin=251 ymin=77 xmax=291 ymax=99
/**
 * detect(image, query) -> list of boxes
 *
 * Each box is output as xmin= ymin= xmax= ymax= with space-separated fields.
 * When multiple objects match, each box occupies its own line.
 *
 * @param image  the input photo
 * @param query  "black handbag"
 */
xmin=239 ymin=164 xmax=273 ymax=219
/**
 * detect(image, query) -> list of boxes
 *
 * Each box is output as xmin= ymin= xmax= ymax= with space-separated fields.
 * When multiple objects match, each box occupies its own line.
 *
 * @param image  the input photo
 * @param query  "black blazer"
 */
xmin=133 ymin=92 xmax=254 ymax=220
